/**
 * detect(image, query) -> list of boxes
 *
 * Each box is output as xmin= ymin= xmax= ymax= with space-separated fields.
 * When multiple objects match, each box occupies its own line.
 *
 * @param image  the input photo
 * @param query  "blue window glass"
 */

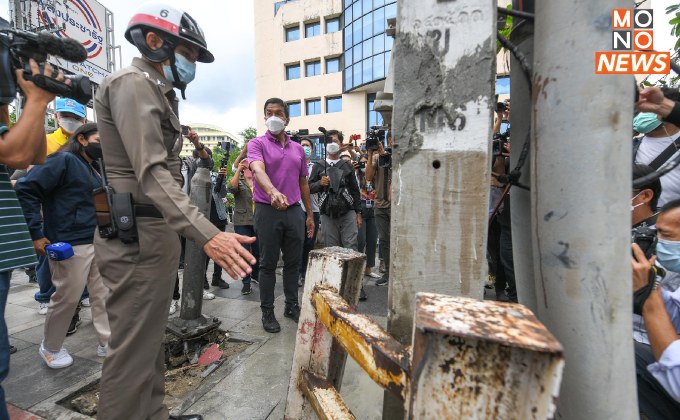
xmin=344 ymin=0 xmax=353 ymax=9
xmin=305 ymin=21 xmax=320 ymax=38
xmin=326 ymin=57 xmax=341 ymax=73
xmin=286 ymin=63 xmax=300 ymax=80
xmin=306 ymin=61 xmax=321 ymax=77
xmin=285 ymin=26 xmax=300 ymax=42
xmin=373 ymin=53 xmax=385 ymax=79
xmin=345 ymin=22 xmax=353 ymax=47
xmin=345 ymin=48 xmax=353 ymax=67
xmin=367 ymin=93 xmax=384 ymax=129
xmin=345 ymin=5 xmax=352 ymax=24
xmin=345 ymin=70 xmax=352 ymax=91
xmin=374 ymin=0 xmax=384 ymax=7
xmin=326 ymin=97 xmax=342 ymax=113
xmin=373 ymin=7 xmax=385 ymax=35
xmin=363 ymin=0 xmax=372 ymax=14
xmin=353 ymin=46 xmax=362 ymax=64
xmin=362 ymin=14 xmax=372 ymax=41
xmin=353 ymin=64 xmax=362 ymax=87
xmin=306 ymin=99 xmax=321 ymax=115
xmin=373 ymin=33 xmax=384 ymax=53
xmin=496 ymin=77 xmax=511 ymax=95
xmin=385 ymin=2 xmax=397 ymax=19
xmin=353 ymin=19 xmax=362 ymax=45
xmin=288 ymin=102 xmax=301 ymax=117
xmin=362 ymin=59 xmax=372 ymax=84
xmin=353 ymin=1 xmax=362 ymax=22
xmin=385 ymin=33 xmax=393 ymax=50
xmin=326 ymin=17 xmax=340 ymax=33
xmin=362 ymin=39 xmax=372 ymax=59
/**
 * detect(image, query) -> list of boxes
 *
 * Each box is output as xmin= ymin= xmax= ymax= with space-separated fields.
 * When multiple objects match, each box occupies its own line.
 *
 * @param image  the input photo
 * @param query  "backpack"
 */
xmin=319 ymin=161 xmax=354 ymax=218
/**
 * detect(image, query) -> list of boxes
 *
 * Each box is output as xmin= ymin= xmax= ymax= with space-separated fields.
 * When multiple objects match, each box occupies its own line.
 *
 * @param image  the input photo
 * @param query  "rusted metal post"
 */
xmin=386 ymin=0 xmax=496 ymax=417
xmin=532 ymin=1 xmax=635 ymax=418
xmin=284 ymin=247 xmax=365 ymax=420
xmin=407 ymin=293 xmax=564 ymax=419
xmin=301 ymin=370 xmax=357 ymax=420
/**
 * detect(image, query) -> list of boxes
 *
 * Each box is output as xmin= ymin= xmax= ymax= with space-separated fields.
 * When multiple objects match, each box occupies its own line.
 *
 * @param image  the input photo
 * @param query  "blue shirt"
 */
xmin=648 ymin=287 xmax=680 ymax=402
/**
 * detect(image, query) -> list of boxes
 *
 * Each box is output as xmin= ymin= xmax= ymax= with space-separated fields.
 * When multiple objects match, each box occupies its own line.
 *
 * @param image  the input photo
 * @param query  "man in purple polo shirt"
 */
xmin=249 ymin=98 xmax=315 ymax=333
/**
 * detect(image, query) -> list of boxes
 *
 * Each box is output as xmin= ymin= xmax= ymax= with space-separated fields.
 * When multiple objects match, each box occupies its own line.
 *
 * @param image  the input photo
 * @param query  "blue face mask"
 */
xmin=656 ymin=238 xmax=680 ymax=272
xmin=633 ymin=112 xmax=662 ymax=134
xmin=303 ymin=146 xmax=312 ymax=158
xmin=163 ymin=53 xmax=196 ymax=85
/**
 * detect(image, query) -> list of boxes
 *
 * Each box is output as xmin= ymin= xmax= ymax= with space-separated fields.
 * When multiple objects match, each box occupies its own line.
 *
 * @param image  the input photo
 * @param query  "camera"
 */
xmin=181 ymin=125 xmax=190 ymax=136
xmin=359 ymin=161 xmax=366 ymax=169
xmin=492 ymin=131 xmax=510 ymax=158
xmin=0 ymin=17 xmax=92 ymax=104
xmin=632 ymin=226 xmax=657 ymax=260
xmin=214 ymin=140 xmax=232 ymax=193
xmin=378 ymin=147 xmax=392 ymax=169
xmin=365 ymin=126 xmax=386 ymax=152
xmin=286 ymin=129 xmax=309 ymax=143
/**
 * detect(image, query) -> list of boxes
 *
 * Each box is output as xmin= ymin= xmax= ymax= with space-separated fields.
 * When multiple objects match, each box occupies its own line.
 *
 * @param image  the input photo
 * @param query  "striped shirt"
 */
xmin=0 ymin=128 xmax=38 ymax=272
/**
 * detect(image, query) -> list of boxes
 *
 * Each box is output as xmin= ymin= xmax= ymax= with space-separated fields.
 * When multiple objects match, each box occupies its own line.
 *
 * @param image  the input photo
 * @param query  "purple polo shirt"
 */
xmin=248 ymin=131 xmax=308 ymax=205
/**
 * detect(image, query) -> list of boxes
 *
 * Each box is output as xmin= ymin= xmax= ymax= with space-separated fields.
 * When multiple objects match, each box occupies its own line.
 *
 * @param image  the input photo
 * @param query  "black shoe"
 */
xmin=169 ymin=415 xmax=203 ymax=420
xmin=284 ymin=304 xmax=301 ymax=323
xmin=9 ymin=345 xmax=17 ymax=354
xmin=203 ymin=279 xmax=210 ymax=290
xmin=495 ymin=291 xmax=510 ymax=302
xmin=211 ymin=278 xmax=230 ymax=289
xmin=359 ymin=287 xmax=367 ymax=301
xmin=262 ymin=309 xmax=281 ymax=333
xmin=376 ymin=276 xmax=389 ymax=287
xmin=67 ymin=315 xmax=82 ymax=336
xmin=241 ymin=283 xmax=252 ymax=295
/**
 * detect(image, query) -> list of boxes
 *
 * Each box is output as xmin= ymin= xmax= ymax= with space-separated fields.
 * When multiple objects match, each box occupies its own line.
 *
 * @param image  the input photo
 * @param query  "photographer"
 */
xmin=632 ymin=198 xmax=680 ymax=419
xmin=0 ymin=59 xmax=65 ymax=420
xmin=356 ymin=153 xmax=379 ymax=301
xmin=365 ymin=132 xmax=391 ymax=286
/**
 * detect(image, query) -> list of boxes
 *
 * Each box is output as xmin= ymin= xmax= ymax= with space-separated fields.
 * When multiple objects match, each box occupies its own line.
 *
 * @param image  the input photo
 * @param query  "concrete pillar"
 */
xmin=385 ymin=1 xmax=496 ymax=418
xmin=532 ymin=1 xmax=636 ymax=418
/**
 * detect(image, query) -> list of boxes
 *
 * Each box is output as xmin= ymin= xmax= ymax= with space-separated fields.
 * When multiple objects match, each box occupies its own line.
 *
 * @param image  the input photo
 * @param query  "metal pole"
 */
xmin=532 ymin=1 xmax=635 ymax=418
xmin=384 ymin=1 xmax=496 ymax=418
xmin=508 ymin=0 xmax=537 ymax=310
xmin=179 ymin=167 xmax=211 ymax=320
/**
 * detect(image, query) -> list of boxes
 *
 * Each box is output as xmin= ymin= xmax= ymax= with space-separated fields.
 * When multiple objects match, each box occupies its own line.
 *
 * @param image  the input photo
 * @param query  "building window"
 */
xmin=367 ymin=93 xmax=384 ymax=130
xmin=306 ymin=61 xmax=321 ymax=77
xmin=306 ymin=99 xmax=321 ymax=115
xmin=305 ymin=21 xmax=321 ymax=38
xmin=326 ymin=17 xmax=340 ymax=33
xmin=288 ymin=101 xmax=302 ymax=117
xmin=286 ymin=63 xmax=300 ymax=80
xmin=343 ymin=0 xmax=397 ymax=92
xmin=326 ymin=96 xmax=342 ymax=113
xmin=326 ymin=57 xmax=341 ymax=73
xmin=285 ymin=26 xmax=300 ymax=42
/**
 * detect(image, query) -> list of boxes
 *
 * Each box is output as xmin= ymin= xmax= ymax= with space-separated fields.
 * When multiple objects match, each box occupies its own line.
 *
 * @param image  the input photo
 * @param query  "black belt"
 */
xmin=134 ymin=204 xmax=163 ymax=218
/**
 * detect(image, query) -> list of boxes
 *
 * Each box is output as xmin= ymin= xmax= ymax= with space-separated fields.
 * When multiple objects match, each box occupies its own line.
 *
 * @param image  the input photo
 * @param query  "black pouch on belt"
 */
xmin=111 ymin=192 xmax=139 ymax=244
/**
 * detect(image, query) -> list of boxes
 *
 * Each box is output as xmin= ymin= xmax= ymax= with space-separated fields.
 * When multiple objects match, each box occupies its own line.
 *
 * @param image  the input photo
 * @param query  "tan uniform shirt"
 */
xmin=372 ymin=154 xmax=391 ymax=209
xmin=94 ymin=58 xmax=219 ymax=248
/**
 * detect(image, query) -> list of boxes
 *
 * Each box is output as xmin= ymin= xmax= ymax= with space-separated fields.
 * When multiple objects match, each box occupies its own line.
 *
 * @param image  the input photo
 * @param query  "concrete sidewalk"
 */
xmin=4 ymin=262 xmax=388 ymax=419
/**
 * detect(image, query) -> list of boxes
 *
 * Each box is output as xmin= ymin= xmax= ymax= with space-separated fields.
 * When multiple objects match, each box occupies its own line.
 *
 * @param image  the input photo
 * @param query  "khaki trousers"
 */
xmin=44 ymin=244 xmax=110 ymax=352
xmin=94 ymin=218 xmax=180 ymax=420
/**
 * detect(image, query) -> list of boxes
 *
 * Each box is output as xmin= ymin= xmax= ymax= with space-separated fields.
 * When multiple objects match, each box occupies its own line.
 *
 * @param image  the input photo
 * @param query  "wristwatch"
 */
xmin=195 ymin=142 xmax=205 ymax=151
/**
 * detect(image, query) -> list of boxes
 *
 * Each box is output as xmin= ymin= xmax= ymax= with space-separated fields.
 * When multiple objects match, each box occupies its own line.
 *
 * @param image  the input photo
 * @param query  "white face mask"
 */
xmin=265 ymin=116 xmax=286 ymax=135
xmin=327 ymin=143 xmax=340 ymax=154
xmin=631 ymin=191 xmax=645 ymax=212
xmin=59 ymin=117 xmax=83 ymax=134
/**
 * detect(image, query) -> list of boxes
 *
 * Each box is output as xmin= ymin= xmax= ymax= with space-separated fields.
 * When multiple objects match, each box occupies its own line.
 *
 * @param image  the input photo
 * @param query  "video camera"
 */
xmin=632 ymin=226 xmax=657 ymax=260
xmin=492 ymin=131 xmax=510 ymax=158
xmin=365 ymin=126 xmax=387 ymax=152
xmin=0 ymin=17 xmax=91 ymax=105
xmin=286 ymin=129 xmax=309 ymax=143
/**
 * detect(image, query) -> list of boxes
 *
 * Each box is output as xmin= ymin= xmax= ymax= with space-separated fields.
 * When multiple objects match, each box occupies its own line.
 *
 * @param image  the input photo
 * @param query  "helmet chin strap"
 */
xmin=167 ymin=54 xmax=187 ymax=99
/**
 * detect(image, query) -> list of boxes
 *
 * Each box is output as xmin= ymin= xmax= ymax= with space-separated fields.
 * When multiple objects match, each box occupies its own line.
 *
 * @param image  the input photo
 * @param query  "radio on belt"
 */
xmin=45 ymin=242 xmax=74 ymax=261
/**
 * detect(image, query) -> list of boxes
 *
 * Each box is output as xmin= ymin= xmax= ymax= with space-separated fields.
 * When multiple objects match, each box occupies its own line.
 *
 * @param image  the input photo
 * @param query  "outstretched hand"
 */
xmin=203 ymin=232 xmax=256 ymax=279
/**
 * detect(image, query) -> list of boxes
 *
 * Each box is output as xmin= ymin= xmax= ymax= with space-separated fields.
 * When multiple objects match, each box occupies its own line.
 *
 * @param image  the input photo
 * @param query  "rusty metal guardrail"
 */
xmin=284 ymin=247 xmax=564 ymax=419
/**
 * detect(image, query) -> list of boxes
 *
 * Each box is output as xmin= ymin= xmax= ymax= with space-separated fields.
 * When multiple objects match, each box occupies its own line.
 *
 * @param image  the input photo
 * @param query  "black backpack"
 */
xmin=319 ymin=161 xmax=354 ymax=218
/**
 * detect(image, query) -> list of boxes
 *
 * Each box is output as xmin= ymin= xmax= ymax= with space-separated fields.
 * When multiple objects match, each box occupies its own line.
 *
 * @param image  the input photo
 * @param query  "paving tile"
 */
xmin=9 ymin=337 xmax=36 ymax=352
xmin=5 ymin=350 xmax=101 ymax=409
xmin=8 ymin=319 xmax=45 ymax=336
xmin=7 ymin=404 xmax=46 ymax=420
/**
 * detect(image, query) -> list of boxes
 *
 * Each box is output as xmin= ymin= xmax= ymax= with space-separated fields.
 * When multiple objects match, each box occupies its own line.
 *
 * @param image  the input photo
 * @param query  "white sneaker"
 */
xmin=203 ymin=290 xmax=215 ymax=300
xmin=169 ymin=299 xmax=179 ymax=315
xmin=38 ymin=302 xmax=49 ymax=315
xmin=366 ymin=271 xmax=381 ymax=279
xmin=80 ymin=297 xmax=90 ymax=307
xmin=39 ymin=343 xmax=73 ymax=369
xmin=97 ymin=344 xmax=107 ymax=357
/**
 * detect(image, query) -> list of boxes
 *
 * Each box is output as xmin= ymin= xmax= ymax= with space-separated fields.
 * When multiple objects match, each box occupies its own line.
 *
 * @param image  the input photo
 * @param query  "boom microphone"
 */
xmin=36 ymin=32 xmax=88 ymax=62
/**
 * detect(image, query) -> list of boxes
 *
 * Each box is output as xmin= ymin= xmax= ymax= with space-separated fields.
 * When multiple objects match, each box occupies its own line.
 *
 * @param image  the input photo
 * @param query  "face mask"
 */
xmin=84 ymin=142 xmax=102 ymax=161
xmin=163 ymin=53 xmax=197 ymax=85
xmin=265 ymin=116 xmax=286 ymax=135
xmin=656 ymin=238 xmax=680 ymax=272
xmin=327 ymin=143 xmax=340 ymax=154
xmin=631 ymin=191 xmax=644 ymax=212
xmin=303 ymin=146 xmax=312 ymax=158
xmin=633 ymin=112 xmax=662 ymax=134
xmin=59 ymin=118 xmax=83 ymax=134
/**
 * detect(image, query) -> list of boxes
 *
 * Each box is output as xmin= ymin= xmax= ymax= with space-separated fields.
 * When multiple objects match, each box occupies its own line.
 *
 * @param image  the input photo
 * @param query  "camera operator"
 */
xmin=365 ymin=132 xmax=391 ymax=287
xmin=632 ymin=198 xmax=680 ymax=419
xmin=0 ymin=59 xmax=65 ymax=420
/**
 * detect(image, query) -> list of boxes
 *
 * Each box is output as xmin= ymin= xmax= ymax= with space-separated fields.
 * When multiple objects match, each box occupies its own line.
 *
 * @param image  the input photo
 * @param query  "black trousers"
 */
xmin=636 ymin=341 xmax=680 ymax=419
xmin=300 ymin=211 xmax=320 ymax=278
xmin=254 ymin=203 xmax=305 ymax=310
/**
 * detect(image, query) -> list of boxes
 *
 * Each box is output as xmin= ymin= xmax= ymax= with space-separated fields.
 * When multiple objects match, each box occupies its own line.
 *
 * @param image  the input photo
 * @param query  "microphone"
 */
xmin=318 ymin=126 xmax=327 ymax=134
xmin=36 ymin=32 xmax=88 ymax=62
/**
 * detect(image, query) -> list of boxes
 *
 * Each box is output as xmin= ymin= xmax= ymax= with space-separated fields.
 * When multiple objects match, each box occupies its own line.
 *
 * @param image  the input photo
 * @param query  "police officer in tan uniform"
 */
xmin=93 ymin=4 xmax=255 ymax=420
